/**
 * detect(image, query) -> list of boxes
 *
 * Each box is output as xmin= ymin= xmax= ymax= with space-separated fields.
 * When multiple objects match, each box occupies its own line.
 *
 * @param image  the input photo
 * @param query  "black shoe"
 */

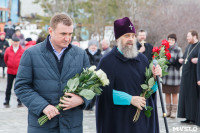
xmin=181 ymin=119 xmax=191 ymax=123
xmin=18 ymin=102 xmax=22 ymax=107
xmin=3 ymin=101 xmax=9 ymax=106
xmin=89 ymin=108 xmax=94 ymax=111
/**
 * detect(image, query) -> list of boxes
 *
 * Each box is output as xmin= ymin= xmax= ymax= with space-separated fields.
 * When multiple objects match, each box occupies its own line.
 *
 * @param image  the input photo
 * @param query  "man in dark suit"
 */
xmin=136 ymin=30 xmax=153 ymax=62
xmin=14 ymin=13 xmax=90 ymax=133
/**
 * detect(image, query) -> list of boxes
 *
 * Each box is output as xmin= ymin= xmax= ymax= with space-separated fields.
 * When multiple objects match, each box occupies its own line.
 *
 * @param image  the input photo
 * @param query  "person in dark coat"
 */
xmin=0 ymin=32 xmax=9 ymax=78
xmin=177 ymin=30 xmax=200 ymax=125
xmin=14 ymin=13 xmax=90 ymax=133
xmin=197 ymin=49 xmax=200 ymax=126
xmin=4 ymin=18 xmax=15 ymax=39
xmin=136 ymin=30 xmax=153 ymax=62
xmin=3 ymin=37 xmax=24 ymax=106
xmin=96 ymin=17 xmax=162 ymax=133
xmin=85 ymin=39 xmax=102 ymax=110
xmin=198 ymin=49 xmax=200 ymax=86
xmin=85 ymin=39 xmax=102 ymax=67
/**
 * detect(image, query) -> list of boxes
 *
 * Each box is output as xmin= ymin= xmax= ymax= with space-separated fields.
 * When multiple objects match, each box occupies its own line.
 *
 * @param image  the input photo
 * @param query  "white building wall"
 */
xmin=20 ymin=0 xmax=46 ymax=17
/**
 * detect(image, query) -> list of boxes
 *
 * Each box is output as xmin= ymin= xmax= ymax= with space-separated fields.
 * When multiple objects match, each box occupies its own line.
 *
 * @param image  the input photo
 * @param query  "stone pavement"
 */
xmin=0 ymin=71 xmax=199 ymax=133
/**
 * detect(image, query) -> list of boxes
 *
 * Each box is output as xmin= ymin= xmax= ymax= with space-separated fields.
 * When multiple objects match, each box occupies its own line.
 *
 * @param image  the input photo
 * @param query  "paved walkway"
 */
xmin=0 ymin=71 xmax=199 ymax=133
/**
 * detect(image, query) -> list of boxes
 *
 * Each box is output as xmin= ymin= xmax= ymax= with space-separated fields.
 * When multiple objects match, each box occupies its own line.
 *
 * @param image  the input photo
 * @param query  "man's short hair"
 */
xmin=138 ymin=29 xmax=147 ymax=35
xmin=189 ymin=30 xmax=198 ymax=39
xmin=50 ymin=13 xmax=73 ymax=30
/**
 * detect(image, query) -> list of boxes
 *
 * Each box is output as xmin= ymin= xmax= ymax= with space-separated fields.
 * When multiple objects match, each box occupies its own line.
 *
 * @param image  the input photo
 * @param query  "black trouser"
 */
xmin=1 ymin=67 xmax=5 ymax=77
xmin=5 ymin=74 xmax=20 ymax=103
xmin=2 ymin=67 xmax=5 ymax=75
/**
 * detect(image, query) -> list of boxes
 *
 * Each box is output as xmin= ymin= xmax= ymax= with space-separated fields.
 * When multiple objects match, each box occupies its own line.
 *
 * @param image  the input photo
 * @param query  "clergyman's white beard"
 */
xmin=117 ymin=39 xmax=138 ymax=59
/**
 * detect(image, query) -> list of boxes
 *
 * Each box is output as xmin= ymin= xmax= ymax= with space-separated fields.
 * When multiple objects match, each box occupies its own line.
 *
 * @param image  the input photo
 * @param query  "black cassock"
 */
xmin=178 ymin=42 xmax=200 ymax=125
xmin=196 ymin=49 xmax=200 ymax=126
xmin=198 ymin=48 xmax=200 ymax=83
xmin=96 ymin=46 xmax=159 ymax=133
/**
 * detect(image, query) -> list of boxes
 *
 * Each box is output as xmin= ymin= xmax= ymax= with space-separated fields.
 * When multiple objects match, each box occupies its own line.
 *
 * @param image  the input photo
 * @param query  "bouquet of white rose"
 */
xmin=38 ymin=66 xmax=109 ymax=126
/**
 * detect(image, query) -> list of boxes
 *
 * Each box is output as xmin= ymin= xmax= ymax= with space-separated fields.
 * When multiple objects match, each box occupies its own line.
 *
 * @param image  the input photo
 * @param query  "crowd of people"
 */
xmin=0 ymin=19 xmax=37 ymax=106
xmin=0 ymin=13 xmax=200 ymax=133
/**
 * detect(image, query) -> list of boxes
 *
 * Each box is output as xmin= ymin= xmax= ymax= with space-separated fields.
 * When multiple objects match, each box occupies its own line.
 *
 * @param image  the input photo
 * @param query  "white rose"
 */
xmin=96 ymin=69 xmax=104 ymax=79
xmin=88 ymin=65 xmax=96 ymax=72
xmin=101 ymin=78 xmax=109 ymax=86
xmin=96 ymin=69 xmax=110 ymax=86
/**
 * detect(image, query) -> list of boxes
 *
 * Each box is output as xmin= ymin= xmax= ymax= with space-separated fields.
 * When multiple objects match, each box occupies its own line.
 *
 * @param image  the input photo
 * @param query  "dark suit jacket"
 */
xmin=137 ymin=41 xmax=153 ymax=62
xmin=14 ymin=36 xmax=90 ymax=133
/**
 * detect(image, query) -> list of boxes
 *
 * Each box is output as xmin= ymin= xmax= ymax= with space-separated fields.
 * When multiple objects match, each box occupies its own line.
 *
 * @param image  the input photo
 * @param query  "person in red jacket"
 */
xmin=3 ymin=37 xmax=24 ymax=106
xmin=24 ymin=37 xmax=36 ymax=50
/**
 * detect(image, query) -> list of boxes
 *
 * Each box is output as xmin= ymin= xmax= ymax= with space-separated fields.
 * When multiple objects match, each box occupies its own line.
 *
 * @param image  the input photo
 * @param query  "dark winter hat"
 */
xmin=8 ymin=18 xmax=12 ymax=21
xmin=114 ymin=17 xmax=136 ymax=40
xmin=25 ymin=38 xmax=32 ymax=42
xmin=168 ymin=34 xmax=177 ymax=42
xmin=88 ymin=39 xmax=99 ymax=48
xmin=12 ymin=37 xmax=20 ymax=42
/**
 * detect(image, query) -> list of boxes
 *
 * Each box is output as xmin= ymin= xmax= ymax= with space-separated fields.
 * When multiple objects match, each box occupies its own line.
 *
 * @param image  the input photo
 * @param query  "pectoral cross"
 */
xmin=184 ymin=59 xmax=188 ymax=64
xmin=129 ymin=24 xmax=133 ymax=30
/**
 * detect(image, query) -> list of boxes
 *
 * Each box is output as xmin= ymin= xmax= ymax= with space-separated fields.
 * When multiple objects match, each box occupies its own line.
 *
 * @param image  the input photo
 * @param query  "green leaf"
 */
xmin=63 ymin=86 xmax=69 ymax=93
xmin=74 ymin=73 xmax=79 ymax=79
xmin=94 ymin=87 xmax=102 ymax=95
xmin=162 ymin=71 xmax=168 ymax=77
xmin=162 ymin=65 xmax=168 ymax=71
xmin=84 ymin=75 xmax=90 ymax=80
xmin=87 ymin=80 xmax=95 ymax=85
xmin=145 ymin=68 xmax=149 ymax=77
xmin=165 ymin=60 xmax=170 ymax=65
xmin=144 ymin=110 xmax=151 ymax=118
xmin=145 ymin=67 xmax=152 ymax=80
xmin=89 ymin=84 xmax=99 ymax=90
xmin=147 ymin=106 xmax=153 ymax=111
xmin=82 ymin=83 xmax=87 ymax=87
xmin=79 ymin=74 xmax=85 ymax=82
xmin=74 ymin=87 xmax=83 ymax=93
xmin=67 ymin=78 xmax=79 ymax=92
xmin=145 ymin=90 xmax=154 ymax=99
xmin=154 ymin=52 xmax=158 ymax=57
xmin=149 ymin=62 xmax=153 ymax=72
xmin=79 ymin=89 xmax=96 ymax=100
xmin=85 ymin=73 xmax=93 ymax=80
xmin=71 ymin=78 xmax=79 ymax=92
xmin=67 ymin=79 xmax=75 ymax=91
xmin=148 ymin=77 xmax=155 ymax=89
xmin=144 ymin=106 xmax=153 ymax=118
xmin=141 ymin=84 xmax=149 ymax=90
xmin=158 ymin=58 xmax=166 ymax=66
